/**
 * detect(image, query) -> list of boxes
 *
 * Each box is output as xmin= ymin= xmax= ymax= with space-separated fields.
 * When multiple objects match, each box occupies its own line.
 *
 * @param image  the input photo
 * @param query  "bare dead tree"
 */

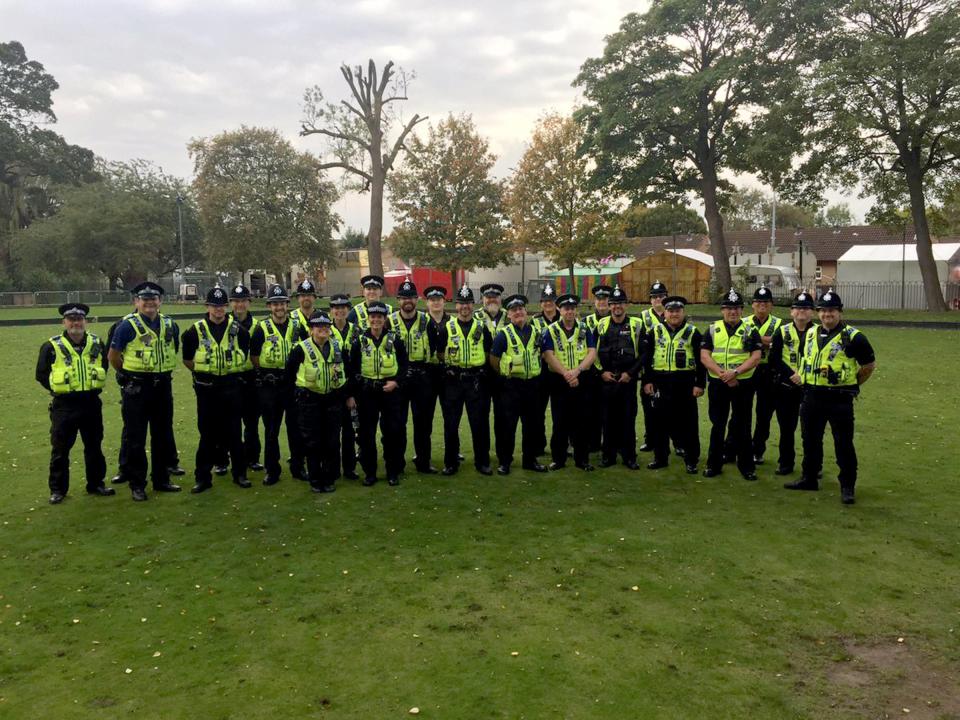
xmin=301 ymin=59 xmax=426 ymax=276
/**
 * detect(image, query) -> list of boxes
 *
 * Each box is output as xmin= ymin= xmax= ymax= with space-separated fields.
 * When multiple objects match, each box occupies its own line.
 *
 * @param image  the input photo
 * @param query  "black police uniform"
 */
xmin=433 ymin=294 xmax=494 ymax=474
xmin=330 ymin=295 xmax=360 ymax=479
xmin=250 ymin=291 xmax=307 ymax=484
xmin=181 ymin=300 xmax=252 ymax=491
xmin=390 ymin=295 xmax=437 ymax=473
xmin=109 ymin=283 xmax=181 ymax=497
xmin=347 ymin=313 xmax=409 ymax=484
xmin=227 ymin=285 xmax=262 ymax=470
xmin=424 ymin=298 xmax=451 ymax=465
xmin=583 ymin=285 xmax=612 ymax=454
xmin=35 ymin=306 xmax=111 ymax=502
xmin=530 ymin=304 xmax=560 ymax=457
xmin=641 ymin=300 xmax=705 ymax=471
xmin=596 ymin=311 xmax=645 ymax=468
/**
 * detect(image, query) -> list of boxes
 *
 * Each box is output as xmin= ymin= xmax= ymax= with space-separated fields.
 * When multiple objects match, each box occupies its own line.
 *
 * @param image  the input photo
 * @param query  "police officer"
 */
xmin=584 ymin=284 xmax=613 ymax=332
xmin=739 ymin=285 xmax=783 ymax=464
xmin=642 ymin=296 xmax=705 ymax=473
xmin=36 ymin=303 xmax=113 ymax=504
xmin=289 ymin=279 xmax=318 ymax=333
xmin=476 ymin=283 xmax=508 ymax=454
xmin=596 ymin=286 xmax=644 ymax=470
xmin=329 ymin=293 xmax=360 ymax=480
xmin=434 ymin=285 xmax=493 ymax=476
xmin=229 ymin=283 xmax=263 ymax=472
xmin=769 ymin=291 xmax=817 ymax=478
xmin=348 ymin=301 xmax=408 ymax=486
xmin=389 ymin=279 xmax=437 ymax=474
xmin=286 ymin=310 xmax=353 ymax=493
xmin=347 ymin=275 xmax=385 ymax=331
xmin=700 ymin=289 xmax=763 ymax=481
xmin=181 ymin=286 xmax=252 ymax=493
xmin=250 ymin=283 xmax=306 ymax=485
xmin=639 ymin=281 xmax=668 ymax=452
xmin=541 ymin=293 xmax=597 ymax=471
xmin=785 ymin=290 xmax=876 ymax=504
xmin=489 ymin=294 xmax=548 ymax=475
xmin=423 ymin=286 xmax=453 ymax=465
xmin=582 ymin=284 xmax=612 ymax=455
xmin=529 ymin=283 xmax=560 ymax=457
xmin=107 ymin=282 xmax=182 ymax=501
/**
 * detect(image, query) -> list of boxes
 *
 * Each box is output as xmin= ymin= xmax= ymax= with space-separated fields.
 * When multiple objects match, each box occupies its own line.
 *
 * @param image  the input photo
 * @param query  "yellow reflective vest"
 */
xmin=352 ymin=301 xmax=370 ymax=331
xmin=121 ymin=313 xmax=178 ymax=373
xmin=359 ymin=332 xmax=399 ymax=380
xmin=650 ymin=322 xmax=697 ymax=372
xmin=801 ymin=325 xmax=862 ymax=388
xmin=546 ymin=320 xmax=590 ymax=372
xmin=496 ymin=323 xmax=541 ymax=379
xmin=706 ymin=320 xmax=757 ymax=380
xmin=48 ymin=333 xmax=107 ymax=394
xmin=192 ymin=317 xmax=246 ymax=376
xmin=389 ymin=310 xmax=430 ymax=363
xmin=777 ymin=322 xmax=817 ymax=375
xmin=444 ymin=317 xmax=487 ymax=369
xmin=236 ymin=315 xmax=258 ymax=371
xmin=257 ymin=317 xmax=299 ymax=370
xmin=641 ymin=308 xmax=665 ymax=332
xmin=296 ymin=337 xmax=346 ymax=394
xmin=744 ymin=313 xmax=783 ymax=364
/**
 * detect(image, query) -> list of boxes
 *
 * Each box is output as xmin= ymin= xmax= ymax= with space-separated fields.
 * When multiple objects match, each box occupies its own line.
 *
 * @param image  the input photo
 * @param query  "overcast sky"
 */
xmin=7 ymin=0 xmax=866 ymax=233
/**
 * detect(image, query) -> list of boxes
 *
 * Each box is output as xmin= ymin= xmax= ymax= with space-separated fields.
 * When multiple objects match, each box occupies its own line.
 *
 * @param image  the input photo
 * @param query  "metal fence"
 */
xmin=824 ymin=281 xmax=960 ymax=310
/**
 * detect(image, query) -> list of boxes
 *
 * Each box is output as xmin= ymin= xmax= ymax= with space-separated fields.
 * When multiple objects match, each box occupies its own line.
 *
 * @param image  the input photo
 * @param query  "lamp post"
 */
xmin=176 ymin=194 xmax=185 ymax=299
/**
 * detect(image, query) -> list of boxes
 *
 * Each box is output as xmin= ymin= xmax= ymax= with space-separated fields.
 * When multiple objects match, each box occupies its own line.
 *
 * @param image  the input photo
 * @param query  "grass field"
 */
xmin=1 ymin=321 xmax=959 ymax=718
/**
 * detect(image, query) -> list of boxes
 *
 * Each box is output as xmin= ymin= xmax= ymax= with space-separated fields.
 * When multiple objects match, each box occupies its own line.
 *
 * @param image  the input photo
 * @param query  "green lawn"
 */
xmin=1 ymin=323 xmax=958 ymax=718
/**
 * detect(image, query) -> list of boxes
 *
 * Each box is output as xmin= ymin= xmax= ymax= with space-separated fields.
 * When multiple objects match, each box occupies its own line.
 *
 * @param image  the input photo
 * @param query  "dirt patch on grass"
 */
xmin=826 ymin=638 xmax=960 ymax=719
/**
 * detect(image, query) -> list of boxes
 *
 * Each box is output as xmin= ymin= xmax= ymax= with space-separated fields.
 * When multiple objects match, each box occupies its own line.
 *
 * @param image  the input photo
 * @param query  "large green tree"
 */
xmin=301 ymin=60 xmax=426 ymax=278
xmin=13 ymin=160 xmax=202 ymax=289
xmin=806 ymin=0 xmax=960 ymax=310
xmin=189 ymin=127 xmax=340 ymax=278
xmin=387 ymin=114 xmax=510 ymax=289
xmin=619 ymin=203 xmax=706 ymax=238
xmin=575 ymin=0 xmax=823 ymax=290
xmin=0 ymin=41 xmax=97 ymax=289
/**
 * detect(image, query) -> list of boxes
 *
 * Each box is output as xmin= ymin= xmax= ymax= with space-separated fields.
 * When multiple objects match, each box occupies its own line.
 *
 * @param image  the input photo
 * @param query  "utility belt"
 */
xmin=803 ymin=384 xmax=858 ymax=399
xmin=360 ymin=377 xmax=388 ymax=392
xmin=445 ymin=366 xmax=484 ymax=380
xmin=407 ymin=362 xmax=430 ymax=376
xmin=295 ymin=386 xmax=343 ymax=402
xmin=192 ymin=373 xmax=239 ymax=390
xmin=119 ymin=370 xmax=172 ymax=388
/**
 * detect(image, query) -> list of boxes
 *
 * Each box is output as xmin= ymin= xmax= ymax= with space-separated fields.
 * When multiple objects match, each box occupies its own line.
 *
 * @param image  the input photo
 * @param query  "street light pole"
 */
xmin=176 ymin=194 xmax=185 ymax=300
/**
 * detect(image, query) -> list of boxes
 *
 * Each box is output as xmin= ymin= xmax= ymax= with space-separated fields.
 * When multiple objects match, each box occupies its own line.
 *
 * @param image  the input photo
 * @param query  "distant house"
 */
xmin=837 ymin=243 xmax=960 ymax=283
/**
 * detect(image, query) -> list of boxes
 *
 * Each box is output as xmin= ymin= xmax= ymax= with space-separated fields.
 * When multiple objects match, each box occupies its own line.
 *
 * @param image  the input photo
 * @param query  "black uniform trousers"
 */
xmin=403 ymin=364 xmax=437 ymax=471
xmin=115 ymin=390 xmax=179 ymax=481
xmin=495 ymin=377 xmax=542 ymax=468
xmin=751 ymin=365 xmax=776 ymax=458
xmin=640 ymin=391 xmax=655 ymax=447
xmin=120 ymin=374 xmax=174 ymax=491
xmin=600 ymin=378 xmax=638 ymax=464
xmin=774 ymin=382 xmax=803 ymax=471
xmin=800 ymin=388 xmax=858 ymax=488
xmin=549 ymin=374 xmax=589 ymax=466
xmin=706 ymin=378 xmax=756 ymax=475
xmin=339 ymin=403 xmax=357 ymax=476
xmin=257 ymin=372 xmax=300 ymax=478
xmin=48 ymin=393 xmax=107 ymax=495
xmin=648 ymin=375 xmax=700 ymax=466
xmin=583 ymin=369 xmax=603 ymax=452
xmin=296 ymin=388 xmax=343 ymax=489
xmin=532 ymin=372 xmax=551 ymax=456
xmin=286 ymin=397 xmax=307 ymax=476
xmin=441 ymin=369 xmax=491 ymax=469
xmin=357 ymin=382 xmax=406 ymax=478
xmin=238 ymin=371 xmax=261 ymax=465
xmin=193 ymin=378 xmax=244 ymax=485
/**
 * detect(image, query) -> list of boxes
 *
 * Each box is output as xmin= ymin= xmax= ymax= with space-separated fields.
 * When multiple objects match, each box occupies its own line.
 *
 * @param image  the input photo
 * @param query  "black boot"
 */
xmin=783 ymin=477 xmax=819 ymax=491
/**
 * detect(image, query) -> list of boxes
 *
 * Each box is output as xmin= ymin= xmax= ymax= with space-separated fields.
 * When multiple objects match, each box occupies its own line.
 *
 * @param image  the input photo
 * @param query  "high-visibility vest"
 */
xmin=388 ymin=310 xmax=430 ymax=362
xmin=359 ymin=332 xmax=399 ymax=380
xmin=352 ymin=301 xmax=370 ymax=331
xmin=235 ymin=315 xmax=258 ymax=371
xmin=331 ymin=321 xmax=356 ymax=350
xmin=546 ymin=320 xmax=590 ymax=372
xmin=801 ymin=325 xmax=862 ymax=388
xmin=47 ymin=333 xmax=106 ymax=394
xmin=192 ymin=317 xmax=246 ymax=376
xmin=444 ymin=317 xmax=487 ymax=368
xmin=289 ymin=308 xmax=312 ymax=333
xmin=706 ymin=320 xmax=757 ymax=379
xmin=641 ymin=308 xmax=665 ymax=332
xmin=777 ymin=322 xmax=816 ymax=375
xmin=121 ymin=313 xmax=177 ymax=373
xmin=744 ymin=313 xmax=783 ymax=364
xmin=474 ymin=308 xmax=507 ymax=336
xmin=258 ymin=317 xmax=299 ymax=370
xmin=597 ymin=315 xmax=643 ymax=364
xmin=295 ymin=338 xmax=346 ymax=394
xmin=531 ymin=312 xmax=560 ymax=336
xmin=497 ymin=323 xmax=541 ymax=379
xmin=650 ymin=322 xmax=697 ymax=372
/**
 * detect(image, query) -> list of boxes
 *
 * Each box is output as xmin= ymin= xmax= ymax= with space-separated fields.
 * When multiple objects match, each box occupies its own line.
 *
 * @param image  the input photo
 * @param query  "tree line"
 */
xmin=3 ymin=0 xmax=960 ymax=309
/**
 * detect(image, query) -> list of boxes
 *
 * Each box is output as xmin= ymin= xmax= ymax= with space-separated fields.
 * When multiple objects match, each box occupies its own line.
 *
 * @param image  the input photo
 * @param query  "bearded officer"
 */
xmin=434 ymin=285 xmax=493 ymax=476
xmin=107 ymin=281 xmax=182 ymax=501
xmin=785 ymin=290 xmax=876 ymax=504
xmin=229 ymin=283 xmax=263 ymax=472
xmin=489 ymin=294 xmax=548 ymax=475
xmin=642 ymin=296 xmax=705 ymax=473
xmin=329 ymin=293 xmax=360 ymax=480
xmin=699 ymin=289 xmax=763 ymax=481
xmin=541 ymin=293 xmax=597 ymax=471
xmin=768 ymin=291 xmax=816 ymax=477
xmin=348 ymin=301 xmax=408 ymax=486
xmin=250 ymin=283 xmax=306 ymax=486
xmin=286 ymin=311 xmax=353 ymax=493
xmin=347 ymin=274 xmax=385 ymax=332
xmin=389 ymin=278 xmax=438 ymax=474
xmin=36 ymin=303 xmax=114 ymax=504
xmin=739 ymin=285 xmax=783 ymax=465
xmin=289 ymin=279 xmax=318 ymax=333
xmin=596 ymin=286 xmax=644 ymax=470
xmin=638 ymin=281 xmax=668 ymax=453
xmin=529 ymin=283 xmax=560 ymax=457
xmin=181 ymin=286 xmax=252 ymax=493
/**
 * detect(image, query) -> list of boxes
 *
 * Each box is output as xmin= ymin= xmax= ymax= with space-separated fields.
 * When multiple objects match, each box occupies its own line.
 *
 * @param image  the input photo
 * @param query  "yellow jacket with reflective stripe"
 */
xmin=296 ymin=338 xmax=347 ymax=394
xmin=48 ymin=333 xmax=107 ymax=394
xmin=121 ymin=313 xmax=177 ymax=373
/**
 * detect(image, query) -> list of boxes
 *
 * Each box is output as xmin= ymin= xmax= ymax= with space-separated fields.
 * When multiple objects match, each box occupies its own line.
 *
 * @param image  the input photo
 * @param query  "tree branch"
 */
xmin=300 ymin=125 xmax=372 ymax=152
xmin=384 ymin=114 xmax=428 ymax=171
xmin=318 ymin=161 xmax=373 ymax=183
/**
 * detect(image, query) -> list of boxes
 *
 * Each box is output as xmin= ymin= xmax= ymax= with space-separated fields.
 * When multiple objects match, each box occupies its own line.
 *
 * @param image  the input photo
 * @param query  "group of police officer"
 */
xmin=36 ymin=274 xmax=876 ymax=506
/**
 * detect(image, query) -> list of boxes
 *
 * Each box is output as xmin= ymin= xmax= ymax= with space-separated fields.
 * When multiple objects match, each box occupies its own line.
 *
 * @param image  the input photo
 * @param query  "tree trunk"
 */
xmin=567 ymin=265 xmax=576 ymax=295
xmin=701 ymin=169 xmax=732 ymax=293
xmin=367 ymin=171 xmax=385 ymax=279
xmin=903 ymin=159 xmax=947 ymax=311
xmin=450 ymin=269 xmax=458 ymax=295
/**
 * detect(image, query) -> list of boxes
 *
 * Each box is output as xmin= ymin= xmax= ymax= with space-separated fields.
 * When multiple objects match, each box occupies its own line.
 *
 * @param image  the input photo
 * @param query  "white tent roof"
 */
xmin=838 ymin=243 xmax=960 ymax=263
xmin=666 ymin=248 xmax=715 ymax=266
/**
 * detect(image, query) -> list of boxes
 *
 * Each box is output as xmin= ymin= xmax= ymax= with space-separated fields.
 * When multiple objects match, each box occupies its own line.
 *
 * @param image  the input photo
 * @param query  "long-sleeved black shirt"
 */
xmin=36 ymin=331 xmax=109 ymax=394
xmin=596 ymin=317 xmax=646 ymax=378
xmin=769 ymin=322 xmax=815 ymax=385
